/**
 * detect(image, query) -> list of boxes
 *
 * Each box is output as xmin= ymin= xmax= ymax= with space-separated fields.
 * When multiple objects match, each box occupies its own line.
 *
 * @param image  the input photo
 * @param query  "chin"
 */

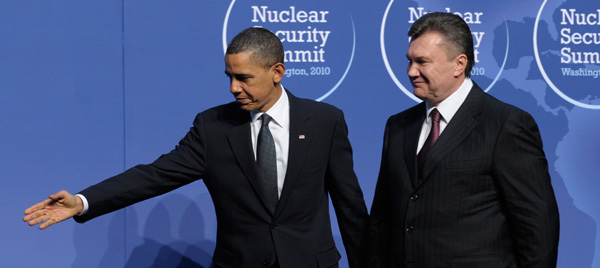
xmin=413 ymin=89 xmax=428 ymax=100
xmin=237 ymin=104 xmax=253 ymax=111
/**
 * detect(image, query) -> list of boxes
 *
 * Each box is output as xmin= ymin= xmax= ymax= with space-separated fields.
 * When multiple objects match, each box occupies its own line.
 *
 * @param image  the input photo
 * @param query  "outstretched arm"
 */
xmin=23 ymin=190 xmax=83 ymax=230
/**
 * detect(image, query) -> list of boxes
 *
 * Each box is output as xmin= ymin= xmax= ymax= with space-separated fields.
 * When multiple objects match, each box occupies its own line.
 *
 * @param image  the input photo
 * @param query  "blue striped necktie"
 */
xmin=257 ymin=114 xmax=278 ymax=213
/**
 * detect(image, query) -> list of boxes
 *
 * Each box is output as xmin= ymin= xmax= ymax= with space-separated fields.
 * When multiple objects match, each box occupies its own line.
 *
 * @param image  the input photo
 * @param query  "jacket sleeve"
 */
xmin=325 ymin=110 xmax=369 ymax=268
xmin=74 ymin=113 xmax=208 ymax=223
xmin=367 ymin=117 xmax=393 ymax=268
xmin=492 ymin=110 xmax=560 ymax=267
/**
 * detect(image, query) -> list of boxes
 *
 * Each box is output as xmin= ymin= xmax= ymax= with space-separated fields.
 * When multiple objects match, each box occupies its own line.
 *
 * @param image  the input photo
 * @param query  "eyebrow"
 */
xmin=406 ymin=54 xmax=428 ymax=61
xmin=224 ymin=71 xmax=252 ymax=79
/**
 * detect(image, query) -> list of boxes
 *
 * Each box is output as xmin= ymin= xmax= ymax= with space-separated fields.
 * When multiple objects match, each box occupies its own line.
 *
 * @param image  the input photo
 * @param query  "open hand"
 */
xmin=23 ymin=190 xmax=83 ymax=230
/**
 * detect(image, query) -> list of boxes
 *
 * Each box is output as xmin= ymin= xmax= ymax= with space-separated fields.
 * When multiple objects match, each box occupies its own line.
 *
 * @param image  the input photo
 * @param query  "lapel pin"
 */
xmin=298 ymin=134 xmax=306 ymax=140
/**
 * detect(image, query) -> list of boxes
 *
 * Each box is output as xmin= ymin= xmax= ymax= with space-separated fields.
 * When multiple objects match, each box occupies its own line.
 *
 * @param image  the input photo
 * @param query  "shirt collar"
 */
xmin=425 ymin=78 xmax=472 ymax=123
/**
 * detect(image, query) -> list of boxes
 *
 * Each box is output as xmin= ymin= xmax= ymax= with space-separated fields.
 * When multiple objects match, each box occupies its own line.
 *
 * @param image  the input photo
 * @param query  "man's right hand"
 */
xmin=23 ymin=190 xmax=83 ymax=230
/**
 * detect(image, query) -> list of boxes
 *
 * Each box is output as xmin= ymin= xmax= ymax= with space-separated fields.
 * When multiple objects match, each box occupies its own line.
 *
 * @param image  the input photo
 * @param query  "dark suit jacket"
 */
xmin=74 ymin=91 xmax=368 ymax=268
xmin=368 ymin=84 xmax=559 ymax=268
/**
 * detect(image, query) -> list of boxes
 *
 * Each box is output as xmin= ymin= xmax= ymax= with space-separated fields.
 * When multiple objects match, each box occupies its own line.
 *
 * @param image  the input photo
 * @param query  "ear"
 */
xmin=453 ymin=54 xmax=468 ymax=77
xmin=271 ymin=62 xmax=286 ymax=84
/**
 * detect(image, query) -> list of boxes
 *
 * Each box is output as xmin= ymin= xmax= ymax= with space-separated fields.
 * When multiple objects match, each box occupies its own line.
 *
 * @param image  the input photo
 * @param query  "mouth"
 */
xmin=235 ymin=98 xmax=252 ymax=106
xmin=411 ymin=77 xmax=427 ymax=84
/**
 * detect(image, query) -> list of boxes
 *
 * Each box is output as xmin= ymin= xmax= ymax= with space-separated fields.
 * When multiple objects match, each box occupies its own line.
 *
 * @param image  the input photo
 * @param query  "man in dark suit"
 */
xmin=368 ymin=12 xmax=559 ymax=268
xmin=24 ymin=27 xmax=368 ymax=268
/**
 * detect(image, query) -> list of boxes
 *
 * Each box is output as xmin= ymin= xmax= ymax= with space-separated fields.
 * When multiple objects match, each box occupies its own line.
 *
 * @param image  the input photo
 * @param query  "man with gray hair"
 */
xmin=369 ymin=12 xmax=559 ymax=268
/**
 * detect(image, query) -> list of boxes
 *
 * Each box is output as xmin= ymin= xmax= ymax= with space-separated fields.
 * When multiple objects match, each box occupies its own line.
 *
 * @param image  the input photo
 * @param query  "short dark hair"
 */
xmin=226 ymin=27 xmax=284 ymax=69
xmin=408 ymin=12 xmax=474 ymax=77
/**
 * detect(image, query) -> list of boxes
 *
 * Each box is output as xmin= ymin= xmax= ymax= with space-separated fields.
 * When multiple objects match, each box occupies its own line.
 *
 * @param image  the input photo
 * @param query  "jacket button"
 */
xmin=410 ymin=194 xmax=418 ymax=201
xmin=271 ymin=223 xmax=277 ymax=230
xmin=263 ymin=258 xmax=271 ymax=265
xmin=406 ymin=226 xmax=414 ymax=233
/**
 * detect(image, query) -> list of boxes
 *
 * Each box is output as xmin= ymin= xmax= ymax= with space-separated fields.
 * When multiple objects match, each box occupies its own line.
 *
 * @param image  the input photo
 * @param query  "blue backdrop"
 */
xmin=2 ymin=0 xmax=598 ymax=267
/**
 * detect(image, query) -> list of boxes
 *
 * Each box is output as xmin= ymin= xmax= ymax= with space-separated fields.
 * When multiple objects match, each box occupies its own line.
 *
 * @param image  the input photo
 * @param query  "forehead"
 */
xmin=407 ymin=32 xmax=446 ymax=57
xmin=225 ymin=52 xmax=263 ymax=72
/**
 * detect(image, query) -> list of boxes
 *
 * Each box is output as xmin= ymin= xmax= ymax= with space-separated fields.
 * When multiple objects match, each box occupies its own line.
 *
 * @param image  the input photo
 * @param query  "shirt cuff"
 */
xmin=75 ymin=194 xmax=89 ymax=216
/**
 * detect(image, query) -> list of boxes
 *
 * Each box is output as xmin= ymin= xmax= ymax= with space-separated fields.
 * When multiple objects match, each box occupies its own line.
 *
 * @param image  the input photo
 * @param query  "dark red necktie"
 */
xmin=417 ymin=108 xmax=441 ymax=180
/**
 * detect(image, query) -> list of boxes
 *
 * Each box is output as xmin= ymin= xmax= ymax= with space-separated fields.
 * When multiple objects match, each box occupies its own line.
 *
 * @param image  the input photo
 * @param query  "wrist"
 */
xmin=74 ymin=194 xmax=89 ymax=216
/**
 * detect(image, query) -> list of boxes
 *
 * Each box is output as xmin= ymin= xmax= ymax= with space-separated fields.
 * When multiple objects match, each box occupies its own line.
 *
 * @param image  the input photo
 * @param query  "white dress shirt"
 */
xmin=417 ymin=78 xmax=473 ymax=154
xmin=250 ymin=85 xmax=290 ymax=198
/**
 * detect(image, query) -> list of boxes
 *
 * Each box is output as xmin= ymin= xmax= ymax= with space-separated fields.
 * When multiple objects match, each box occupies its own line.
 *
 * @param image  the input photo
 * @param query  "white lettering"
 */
xmin=408 ymin=7 xmax=425 ymax=23
xmin=561 ymin=47 xmax=600 ymax=64
xmin=561 ymin=47 xmax=571 ymax=63
xmin=275 ymin=27 xmax=331 ymax=47
xmin=561 ymin=8 xmax=600 ymax=25
xmin=445 ymin=7 xmax=483 ymax=24
xmin=560 ymin=28 xmax=600 ymax=45
xmin=473 ymin=32 xmax=485 ymax=48
xmin=252 ymin=6 xmax=268 ymax=23
xmin=318 ymin=30 xmax=330 ymax=47
xmin=252 ymin=6 xmax=328 ymax=23
xmin=561 ymin=28 xmax=571 ymax=44
xmin=279 ymin=10 xmax=290 ymax=23
xmin=284 ymin=48 xmax=326 ymax=63
xmin=409 ymin=7 xmax=482 ymax=24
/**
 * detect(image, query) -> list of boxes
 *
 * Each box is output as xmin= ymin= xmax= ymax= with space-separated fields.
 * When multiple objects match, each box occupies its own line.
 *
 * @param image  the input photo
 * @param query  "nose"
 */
xmin=407 ymin=62 xmax=419 ymax=78
xmin=230 ymin=80 xmax=242 ymax=94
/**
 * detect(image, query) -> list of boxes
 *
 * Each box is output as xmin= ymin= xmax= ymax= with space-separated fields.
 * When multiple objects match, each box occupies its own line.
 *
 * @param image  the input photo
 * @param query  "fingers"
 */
xmin=39 ymin=218 xmax=56 ymax=230
xmin=25 ymin=214 xmax=56 ymax=230
xmin=23 ymin=207 xmax=48 ymax=222
xmin=48 ymin=190 xmax=71 ymax=202
xmin=24 ymin=190 xmax=69 ymax=215
xmin=23 ymin=190 xmax=73 ymax=230
xmin=25 ymin=214 xmax=47 ymax=226
xmin=23 ymin=206 xmax=64 ymax=230
xmin=24 ymin=199 xmax=51 ymax=216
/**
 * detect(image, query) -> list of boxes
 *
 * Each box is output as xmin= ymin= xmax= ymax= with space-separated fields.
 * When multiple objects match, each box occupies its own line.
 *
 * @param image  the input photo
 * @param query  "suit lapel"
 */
xmin=404 ymin=103 xmax=426 ymax=187
xmin=274 ymin=92 xmax=312 ymax=219
xmin=417 ymin=85 xmax=484 ymax=188
xmin=226 ymin=112 xmax=276 ymax=215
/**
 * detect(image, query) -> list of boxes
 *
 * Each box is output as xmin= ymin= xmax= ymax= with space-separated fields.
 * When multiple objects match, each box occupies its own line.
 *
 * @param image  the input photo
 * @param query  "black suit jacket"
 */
xmin=369 ymin=84 xmax=559 ymax=268
xmin=74 ymin=91 xmax=368 ymax=268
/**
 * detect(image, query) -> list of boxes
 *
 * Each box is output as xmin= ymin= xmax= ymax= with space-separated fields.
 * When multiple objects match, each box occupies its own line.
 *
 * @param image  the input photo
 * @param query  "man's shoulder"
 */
xmin=204 ymin=101 xmax=240 ymax=113
xmin=288 ymin=92 xmax=342 ymax=115
xmin=477 ymin=89 xmax=529 ymax=117
xmin=386 ymin=102 xmax=424 ymax=124
xmin=469 ymin=86 xmax=538 ymax=129
xmin=194 ymin=102 xmax=248 ymax=123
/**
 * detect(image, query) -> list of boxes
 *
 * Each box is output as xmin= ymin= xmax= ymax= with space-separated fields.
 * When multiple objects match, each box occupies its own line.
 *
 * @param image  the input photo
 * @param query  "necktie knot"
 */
xmin=429 ymin=109 xmax=441 ymax=144
xmin=261 ymin=114 xmax=272 ymax=127
xmin=430 ymin=108 xmax=440 ymax=125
